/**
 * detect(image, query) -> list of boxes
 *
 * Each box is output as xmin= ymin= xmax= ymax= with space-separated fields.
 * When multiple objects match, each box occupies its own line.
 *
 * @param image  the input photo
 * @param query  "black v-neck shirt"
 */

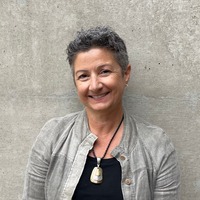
xmin=72 ymin=156 xmax=124 ymax=200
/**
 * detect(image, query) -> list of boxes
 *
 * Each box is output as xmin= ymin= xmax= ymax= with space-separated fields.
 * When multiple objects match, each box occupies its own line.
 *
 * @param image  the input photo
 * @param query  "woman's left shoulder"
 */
xmin=131 ymin=115 xmax=175 ymax=154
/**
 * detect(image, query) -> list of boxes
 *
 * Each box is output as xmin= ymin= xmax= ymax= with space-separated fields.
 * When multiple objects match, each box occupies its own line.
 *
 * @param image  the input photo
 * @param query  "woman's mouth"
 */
xmin=89 ymin=92 xmax=110 ymax=99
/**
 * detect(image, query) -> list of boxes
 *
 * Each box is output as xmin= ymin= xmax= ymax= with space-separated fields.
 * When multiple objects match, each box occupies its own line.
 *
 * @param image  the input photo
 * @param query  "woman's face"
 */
xmin=73 ymin=48 xmax=131 ymax=113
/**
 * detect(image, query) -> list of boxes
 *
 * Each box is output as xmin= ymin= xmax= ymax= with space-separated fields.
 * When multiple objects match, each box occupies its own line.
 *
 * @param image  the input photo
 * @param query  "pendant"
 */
xmin=90 ymin=157 xmax=103 ymax=184
xmin=90 ymin=166 xmax=103 ymax=184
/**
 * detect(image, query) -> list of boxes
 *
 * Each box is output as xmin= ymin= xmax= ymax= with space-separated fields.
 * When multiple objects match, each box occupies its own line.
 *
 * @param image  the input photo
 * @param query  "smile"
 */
xmin=89 ymin=92 xmax=110 ymax=99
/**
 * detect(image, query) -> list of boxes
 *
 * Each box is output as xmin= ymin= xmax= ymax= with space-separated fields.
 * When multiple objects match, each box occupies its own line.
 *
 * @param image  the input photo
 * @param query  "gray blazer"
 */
xmin=22 ymin=109 xmax=180 ymax=199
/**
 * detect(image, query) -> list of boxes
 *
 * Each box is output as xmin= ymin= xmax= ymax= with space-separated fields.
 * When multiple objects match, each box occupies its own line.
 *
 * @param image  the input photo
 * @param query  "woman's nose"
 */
xmin=89 ymin=76 xmax=103 ymax=91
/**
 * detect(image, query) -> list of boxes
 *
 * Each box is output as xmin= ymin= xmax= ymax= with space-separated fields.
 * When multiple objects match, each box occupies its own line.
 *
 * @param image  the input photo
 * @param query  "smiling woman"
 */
xmin=22 ymin=26 xmax=180 ymax=200
xmin=73 ymin=48 xmax=131 ymax=114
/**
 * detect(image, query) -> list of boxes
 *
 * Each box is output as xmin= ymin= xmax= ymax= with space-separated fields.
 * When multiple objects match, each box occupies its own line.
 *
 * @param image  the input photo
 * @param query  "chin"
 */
xmin=89 ymin=107 xmax=109 ymax=112
xmin=87 ymin=102 xmax=118 ymax=113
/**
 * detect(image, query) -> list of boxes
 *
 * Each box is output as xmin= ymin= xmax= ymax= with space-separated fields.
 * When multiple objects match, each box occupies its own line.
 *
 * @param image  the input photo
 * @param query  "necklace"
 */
xmin=90 ymin=115 xmax=124 ymax=184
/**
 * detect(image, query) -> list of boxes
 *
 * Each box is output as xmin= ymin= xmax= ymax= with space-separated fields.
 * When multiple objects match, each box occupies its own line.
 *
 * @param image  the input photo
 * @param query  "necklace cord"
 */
xmin=92 ymin=114 xmax=124 ymax=159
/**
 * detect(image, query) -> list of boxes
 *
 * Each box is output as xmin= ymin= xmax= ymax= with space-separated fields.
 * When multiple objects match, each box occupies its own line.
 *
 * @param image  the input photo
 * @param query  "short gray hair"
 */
xmin=66 ymin=26 xmax=129 ymax=73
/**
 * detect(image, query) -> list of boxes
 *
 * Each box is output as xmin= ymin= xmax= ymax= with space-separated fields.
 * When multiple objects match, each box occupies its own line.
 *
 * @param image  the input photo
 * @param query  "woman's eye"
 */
xmin=100 ymin=70 xmax=111 ymax=75
xmin=77 ymin=74 xmax=88 ymax=80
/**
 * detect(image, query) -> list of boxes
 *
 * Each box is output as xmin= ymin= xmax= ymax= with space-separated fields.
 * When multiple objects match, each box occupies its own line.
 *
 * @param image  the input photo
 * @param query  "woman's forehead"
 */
xmin=74 ymin=48 xmax=117 ymax=65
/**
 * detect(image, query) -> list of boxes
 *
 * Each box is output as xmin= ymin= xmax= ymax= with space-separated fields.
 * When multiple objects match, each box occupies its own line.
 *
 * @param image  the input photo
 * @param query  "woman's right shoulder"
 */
xmin=35 ymin=110 xmax=84 ymax=147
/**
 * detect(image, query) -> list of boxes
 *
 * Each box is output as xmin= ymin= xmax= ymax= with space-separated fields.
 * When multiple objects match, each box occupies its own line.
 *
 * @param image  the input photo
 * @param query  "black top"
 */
xmin=72 ymin=156 xmax=124 ymax=200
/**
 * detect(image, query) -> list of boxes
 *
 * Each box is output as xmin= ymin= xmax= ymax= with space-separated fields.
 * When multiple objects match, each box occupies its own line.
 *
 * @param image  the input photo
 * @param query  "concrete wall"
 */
xmin=0 ymin=0 xmax=199 ymax=199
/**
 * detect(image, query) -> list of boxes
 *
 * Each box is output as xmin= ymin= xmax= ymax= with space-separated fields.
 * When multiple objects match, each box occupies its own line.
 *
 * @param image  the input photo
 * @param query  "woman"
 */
xmin=23 ymin=26 xmax=180 ymax=199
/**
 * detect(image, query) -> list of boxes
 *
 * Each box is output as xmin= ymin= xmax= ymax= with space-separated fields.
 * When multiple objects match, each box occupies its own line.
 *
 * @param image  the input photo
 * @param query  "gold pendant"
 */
xmin=90 ymin=166 xmax=103 ymax=184
xmin=90 ymin=157 xmax=103 ymax=184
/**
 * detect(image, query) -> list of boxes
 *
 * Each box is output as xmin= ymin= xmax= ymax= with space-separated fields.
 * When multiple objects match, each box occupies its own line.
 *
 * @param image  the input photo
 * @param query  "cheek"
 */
xmin=76 ymin=84 xmax=87 ymax=97
xmin=112 ymin=76 xmax=126 ymax=89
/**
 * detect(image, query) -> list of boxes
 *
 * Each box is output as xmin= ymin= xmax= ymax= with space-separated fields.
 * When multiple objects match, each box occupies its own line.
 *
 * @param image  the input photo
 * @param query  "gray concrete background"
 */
xmin=0 ymin=0 xmax=199 ymax=199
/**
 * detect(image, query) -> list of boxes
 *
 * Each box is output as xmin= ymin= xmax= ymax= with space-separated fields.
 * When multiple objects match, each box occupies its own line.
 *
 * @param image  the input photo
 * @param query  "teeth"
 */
xmin=91 ymin=93 xmax=107 ymax=99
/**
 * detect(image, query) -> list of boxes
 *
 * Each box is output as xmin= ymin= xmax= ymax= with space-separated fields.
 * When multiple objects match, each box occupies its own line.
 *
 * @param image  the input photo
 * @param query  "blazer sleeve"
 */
xmin=154 ymin=140 xmax=181 ymax=199
xmin=22 ymin=120 xmax=55 ymax=200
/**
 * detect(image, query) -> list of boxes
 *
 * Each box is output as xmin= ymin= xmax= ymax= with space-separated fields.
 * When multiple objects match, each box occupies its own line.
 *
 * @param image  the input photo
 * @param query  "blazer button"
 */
xmin=124 ymin=179 xmax=132 ymax=185
xmin=120 ymin=155 xmax=126 ymax=161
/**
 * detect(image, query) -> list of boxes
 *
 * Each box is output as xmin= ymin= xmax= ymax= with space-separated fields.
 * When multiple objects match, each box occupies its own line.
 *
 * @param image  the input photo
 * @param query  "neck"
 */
xmin=86 ymin=107 xmax=124 ymax=137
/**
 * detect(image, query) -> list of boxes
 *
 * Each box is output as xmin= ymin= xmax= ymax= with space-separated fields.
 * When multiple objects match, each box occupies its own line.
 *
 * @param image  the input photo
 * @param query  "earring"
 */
xmin=126 ymin=83 xmax=128 ymax=87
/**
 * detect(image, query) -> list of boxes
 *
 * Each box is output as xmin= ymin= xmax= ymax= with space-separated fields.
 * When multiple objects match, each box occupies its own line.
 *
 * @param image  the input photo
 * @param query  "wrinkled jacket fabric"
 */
xmin=22 ymin=110 xmax=180 ymax=200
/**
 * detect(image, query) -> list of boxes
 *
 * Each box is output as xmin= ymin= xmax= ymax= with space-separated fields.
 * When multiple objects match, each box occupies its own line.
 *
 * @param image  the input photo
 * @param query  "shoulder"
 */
xmin=134 ymin=115 xmax=174 ymax=152
xmin=41 ymin=111 xmax=82 ymax=132
xmin=130 ymin=115 xmax=176 ymax=169
xmin=35 ymin=110 xmax=84 ymax=148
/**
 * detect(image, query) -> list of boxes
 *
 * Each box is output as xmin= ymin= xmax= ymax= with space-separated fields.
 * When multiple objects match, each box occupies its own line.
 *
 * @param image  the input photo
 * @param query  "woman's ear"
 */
xmin=124 ymin=64 xmax=131 ymax=83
